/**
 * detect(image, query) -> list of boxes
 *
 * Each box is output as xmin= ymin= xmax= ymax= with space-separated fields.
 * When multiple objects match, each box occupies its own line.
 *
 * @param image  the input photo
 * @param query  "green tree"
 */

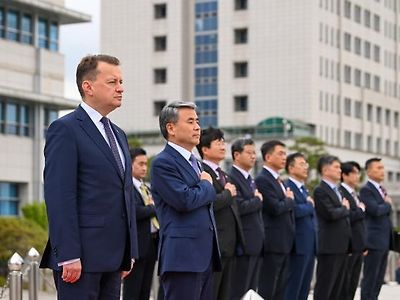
xmin=289 ymin=136 xmax=329 ymax=191
xmin=21 ymin=202 xmax=48 ymax=231
xmin=127 ymin=136 xmax=142 ymax=149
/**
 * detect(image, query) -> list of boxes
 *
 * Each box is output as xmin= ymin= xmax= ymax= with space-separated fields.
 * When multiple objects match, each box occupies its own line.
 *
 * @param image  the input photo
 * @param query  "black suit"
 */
xmin=123 ymin=185 xmax=159 ymax=300
xmin=313 ymin=181 xmax=351 ymax=300
xmin=339 ymin=184 xmax=366 ymax=300
xmin=360 ymin=181 xmax=392 ymax=300
xmin=228 ymin=166 xmax=264 ymax=300
xmin=255 ymin=168 xmax=295 ymax=300
xmin=202 ymin=163 xmax=245 ymax=300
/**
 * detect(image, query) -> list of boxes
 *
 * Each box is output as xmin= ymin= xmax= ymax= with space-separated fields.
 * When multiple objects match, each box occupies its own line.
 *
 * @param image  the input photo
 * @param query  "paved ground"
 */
xmin=3 ymin=282 xmax=398 ymax=299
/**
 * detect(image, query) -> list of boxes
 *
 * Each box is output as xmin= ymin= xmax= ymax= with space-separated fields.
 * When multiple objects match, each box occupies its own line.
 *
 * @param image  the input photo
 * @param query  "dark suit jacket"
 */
xmin=202 ymin=164 xmax=245 ymax=258
xmin=313 ymin=181 xmax=351 ymax=254
xmin=255 ymin=168 xmax=295 ymax=254
xmin=133 ymin=185 xmax=158 ymax=259
xmin=339 ymin=185 xmax=366 ymax=252
xmin=285 ymin=179 xmax=316 ymax=255
xmin=40 ymin=105 xmax=138 ymax=272
xmin=150 ymin=144 xmax=221 ymax=275
xmin=359 ymin=181 xmax=392 ymax=251
xmin=228 ymin=166 xmax=264 ymax=256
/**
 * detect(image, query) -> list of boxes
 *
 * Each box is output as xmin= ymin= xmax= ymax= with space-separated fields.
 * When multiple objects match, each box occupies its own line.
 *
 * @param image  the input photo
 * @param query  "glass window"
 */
xmin=234 ymin=28 xmax=248 ymax=44
xmin=6 ymin=10 xmax=19 ymax=41
xmin=385 ymin=109 xmax=391 ymax=126
xmin=44 ymin=108 xmax=58 ymax=127
xmin=154 ymin=68 xmax=167 ymax=84
xmin=154 ymin=36 xmax=167 ymax=51
xmin=367 ymin=135 xmax=373 ymax=151
xmin=374 ymin=14 xmax=380 ymax=32
xmin=376 ymin=106 xmax=382 ymax=123
xmin=235 ymin=0 xmax=248 ymax=10
xmin=5 ymin=102 xmax=17 ymax=134
xmin=364 ymin=72 xmax=371 ymax=89
xmin=374 ymin=75 xmax=380 ymax=92
xmin=153 ymin=100 xmax=166 ymax=116
xmin=376 ymin=137 xmax=382 ymax=153
xmin=364 ymin=41 xmax=371 ymax=59
xmin=354 ymin=37 xmax=361 ymax=55
xmin=38 ymin=18 xmax=48 ymax=49
xmin=19 ymin=104 xmax=29 ymax=136
xmin=364 ymin=10 xmax=371 ymax=28
xmin=373 ymin=45 xmax=380 ymax=62
xmin=49 ymin=22 xmax=58 ymax=51
xmin=344 ymin=65 xmax=351 ymax=83
xmin=394 ymin=111 xmax=399 ymax=128
xmin=355 ymin=69 xmax=361 ymax=87
xmin=344 ymin=32 xmax=351 ymax=51
xmin=344 ymin=131 xmax=351 ymax=148
xmin=355 ymin=101 xmax=362 ymax=119
xmin=354 ymin=5 xmax=361 ymax=23
xmin=344 ymin=1 xmax=351 ymax=18
xmin=234 ymin=62 xmax=248 ymax=78
xmin=0 ymin=182 xmax=19 ymax=216
xmin=367 ymin=104 xmax=373 ymax=121
xmin=154 ymin=4 xmax=167 ymax=19
xmin=234 ymin=95 xmax=248 ymax=112
xmin=344 ymin=98 xmax=352 ymax=116
xmin=0 ymin=8 xmax=4 ymax=38
xmin=355 ymin=133 xmax=363 ymax=150
xmin=21 ymin=14 xmax=32 ymax=44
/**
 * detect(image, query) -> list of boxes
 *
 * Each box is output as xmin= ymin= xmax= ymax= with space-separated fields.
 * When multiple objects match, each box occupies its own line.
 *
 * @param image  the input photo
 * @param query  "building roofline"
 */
xmin=9 ymin=0 xmax=91 ymax=24
xmin=0 ymin=85 xmax=80 ymax=109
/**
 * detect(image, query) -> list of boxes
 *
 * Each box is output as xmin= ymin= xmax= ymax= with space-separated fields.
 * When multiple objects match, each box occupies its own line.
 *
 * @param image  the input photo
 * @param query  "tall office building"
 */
xmin=0 ymin=0 xmax=89 ymax=216
xmin=102 ymin=0 xmax=400 ymax=212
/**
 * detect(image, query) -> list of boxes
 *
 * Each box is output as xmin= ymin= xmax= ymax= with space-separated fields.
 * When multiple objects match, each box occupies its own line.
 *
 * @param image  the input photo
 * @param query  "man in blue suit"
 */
xmin=284 ymin=153 xmax=316 ymax=300
xmin=255 ymin=140 xmax=295 ymax=300
xmin=228 ymin=138 xmax=264 ymax=299
xmin=150 ymin=101 xmax=221 ymax=300
xmin=360 ymin=158 xmax=393 ymax=300
xmin=40 ymin=55 xmax=138 ymax=299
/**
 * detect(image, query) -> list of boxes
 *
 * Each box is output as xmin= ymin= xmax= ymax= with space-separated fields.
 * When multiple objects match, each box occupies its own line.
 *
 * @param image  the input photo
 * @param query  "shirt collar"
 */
xmin=341 ymin=182 xmax=354 ymax=195
xmin=132 ymin=177 xmax=143 ymax=191
xmin=289 ymin=177 xmax=303 ymax=189
xmin=203 ymin=160 xmax=220 ymax=173
xmin=263 ymin=165 xmax=280 ymax=179
xmin=80 ymin=102 xmax=104 ymax=124
xmin=368 ymin=179 xmax=381 ymax=190
xmin=323 ymin=179 xmax=338 ymax=190
xmin=233 ymin=164 xmax=251 ymax=180
xmin=167 ymin=141 xmax=193 ymax=161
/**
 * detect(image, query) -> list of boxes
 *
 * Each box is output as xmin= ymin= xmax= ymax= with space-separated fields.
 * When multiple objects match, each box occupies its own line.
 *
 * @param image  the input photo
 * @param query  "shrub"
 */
xmin=21 ymin=202 xmax=48 ymax=231
xmin=0 ymin=218 xmax=47 ymax=280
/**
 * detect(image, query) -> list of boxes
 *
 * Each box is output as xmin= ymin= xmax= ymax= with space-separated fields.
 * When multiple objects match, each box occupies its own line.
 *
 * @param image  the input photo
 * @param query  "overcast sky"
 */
xmin=60 ymin=0 xmax=100 ymax=100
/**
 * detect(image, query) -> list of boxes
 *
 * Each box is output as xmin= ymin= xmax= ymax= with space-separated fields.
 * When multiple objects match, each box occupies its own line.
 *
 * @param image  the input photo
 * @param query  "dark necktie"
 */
xmin=379 ymin=185 xmax=387 ymax=198
xmin=216 ymin=167 xmax=226 ymax=186
xmin=300 ymin=185 xmax=309 ymax=199
xmin=189 ymin=154 xmax=200 ymax=176
xmin=247 ymin=175 xmax=255 ymax=192
xmin=333 ymin=186 xmax=342 ymax=202
xmin=100 ymin=117 xmax=124 ymax=177
xmin=351 ymin=191 xmax=360 ymax=204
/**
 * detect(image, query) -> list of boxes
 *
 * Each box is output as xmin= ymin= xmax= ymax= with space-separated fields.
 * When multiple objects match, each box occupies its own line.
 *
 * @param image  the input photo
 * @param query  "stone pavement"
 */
xmin=6 ymin=282 xmax=397 ymax=299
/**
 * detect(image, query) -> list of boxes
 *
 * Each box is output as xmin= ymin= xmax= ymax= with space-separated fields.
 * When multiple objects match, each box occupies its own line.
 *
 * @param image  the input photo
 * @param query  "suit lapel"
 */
xmin=321 ymin=181 xmax=341 ymax=205
xmin=263 ymin=168 xmax=285 ymax=197
xmin=111 ymin=122 xmax=130 ymax=182
xmin=367 ymin=181 xmax=385 ymax=202
xmin=287 ymin=179 xmax=306 ymax=203
xmin=203 ymin=163 xmax=224 ymax=190
xmin=231 ymin=167 xmax=252 ymax=194
xmin=75 ymin=106 xmax=124 ymax=182
xmin=165 ymin=144 xmax=200 ymax=181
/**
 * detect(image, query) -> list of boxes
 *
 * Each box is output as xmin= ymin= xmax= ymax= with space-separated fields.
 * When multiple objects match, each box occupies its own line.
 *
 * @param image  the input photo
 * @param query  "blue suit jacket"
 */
xmin=285 ymin=179 xmax=316 ymax=255
xmin=150 ymin=144 xmax=221 ymax=275
xmin=255 ymin=168 xmax=295 ymax=254
xmin=360 ymin=181 xmax=392 ymax=251
xmin=227 ymin=166 xmax=264 ymax=256
xmin=40 ymin=105 xmax=138 ymax=272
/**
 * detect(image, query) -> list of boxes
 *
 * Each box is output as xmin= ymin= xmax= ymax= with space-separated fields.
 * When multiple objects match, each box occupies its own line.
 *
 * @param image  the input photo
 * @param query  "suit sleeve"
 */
xmin=213 ymin=190 xmax=234 ymax=212
xmin=348 ymin=204 xmax=365 ymax=223
xmin=255 ymin=176 xmax=294 ymax=216
xmin=360 ymin=187 xmax=391 ymax=217
xmin=294 ymin=202 xmax=314 ymax=219
xmin=235 ymin=189 xmax=263 ymax=216
xmin=151 ymin=157 xmax=216 ymax=212
xmin=43 ymin=120 xmax=81 ymax=264
xmin=314 ymin=187 xmax=349 ymax=221
xmin=136 ymin=203 xmax=157 ymax=221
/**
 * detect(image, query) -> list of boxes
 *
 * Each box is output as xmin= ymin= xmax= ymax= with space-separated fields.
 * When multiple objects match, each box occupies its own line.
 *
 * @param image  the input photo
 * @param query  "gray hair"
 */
xmin=159 ymin=101 xmax=197 ymax=140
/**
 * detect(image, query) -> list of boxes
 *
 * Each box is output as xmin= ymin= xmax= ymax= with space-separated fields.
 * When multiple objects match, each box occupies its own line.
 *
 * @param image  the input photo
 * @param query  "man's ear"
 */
xmin=166 ymin=122 xmax=175 ymax=137
xmin=82 ymin=80 xmax=93 ymax=97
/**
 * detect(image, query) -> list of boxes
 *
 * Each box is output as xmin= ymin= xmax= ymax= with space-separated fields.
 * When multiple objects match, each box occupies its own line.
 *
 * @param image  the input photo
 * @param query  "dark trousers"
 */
xmin=341 ymin=252 xmax=363 ymax=300
xmin=53 ymin=270 xmax=121 ymax=300
xmin=258 ymin=253 xmax=290 ymax=300
xmin=284 ymin=253 xmax=315 ymax=300
xmin=231 ymin=255 xmax=261 ymax=300
xmin=123 ymin=238 xmax=157 ymax=300
xmin=361 ymin=250 xmax=388 ymax=300
xmin=213 ymin=256 xmax=234 ymax=300
xmin=161 ymin=262 xmax=213 ymax=300
xmin=313 ymin=254 xmax=347 ymax=300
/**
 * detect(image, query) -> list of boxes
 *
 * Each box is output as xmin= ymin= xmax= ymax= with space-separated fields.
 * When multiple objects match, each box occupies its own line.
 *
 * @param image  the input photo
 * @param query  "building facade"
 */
xmin=101 ymin=0 xmax=400 ymax=220
xmin=0 ymin=0 xmax=89 ymax=216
